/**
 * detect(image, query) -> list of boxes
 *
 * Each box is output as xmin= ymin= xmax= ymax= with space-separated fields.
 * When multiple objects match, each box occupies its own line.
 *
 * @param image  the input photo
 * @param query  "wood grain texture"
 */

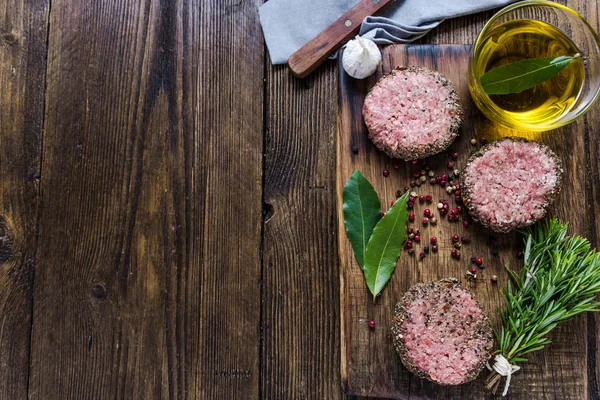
xmin=27 ymin=0 xmax=263 ymax=398
xmin=338 ymin=44 xmax=595 ymax=399
xmin=0 ymin=0 xmax=48 ymax=398
xmin=261 ymin=61 xmax=341 ymax=397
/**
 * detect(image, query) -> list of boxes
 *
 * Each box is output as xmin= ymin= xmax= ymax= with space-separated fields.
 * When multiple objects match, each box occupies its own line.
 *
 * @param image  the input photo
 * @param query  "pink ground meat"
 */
xmin=463 ymin=140 xmax=560 ymax=229
xmin=363 ymin=67 xmax=462 ymax=159
xmin=399 ymin=284 xmax=488 ymax=385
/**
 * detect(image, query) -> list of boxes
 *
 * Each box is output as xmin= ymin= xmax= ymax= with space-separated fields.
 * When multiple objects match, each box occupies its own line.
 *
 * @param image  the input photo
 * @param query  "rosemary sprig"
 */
xmin=487 ymin=218 xmax=600 ymax=396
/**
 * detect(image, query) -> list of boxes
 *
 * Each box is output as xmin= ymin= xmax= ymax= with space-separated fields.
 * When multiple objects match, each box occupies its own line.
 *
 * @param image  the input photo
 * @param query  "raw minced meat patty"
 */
xmin=391 ymin=279 xmax=493 ymax=386
xmin=362 ymin=66 xmax=464 ymax=160
xmin=461 ymin=138 xmax=562 ymax=233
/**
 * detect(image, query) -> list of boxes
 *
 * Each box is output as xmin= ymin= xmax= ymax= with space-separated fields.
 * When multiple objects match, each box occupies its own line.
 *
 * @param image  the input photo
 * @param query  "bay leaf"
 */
xmin=480 ymin=55 xmax=577 ymax=95
xmin=363 ymin=191 xmax=409 ymax=300
xmin=342 ymin=170 xmax=382 ymax=269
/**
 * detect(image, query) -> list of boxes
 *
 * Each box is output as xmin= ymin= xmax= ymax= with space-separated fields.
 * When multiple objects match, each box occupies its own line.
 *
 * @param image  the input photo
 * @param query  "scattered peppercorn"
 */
xmin=424 ymin=245 xmax=430 ymax=253
xmin=408 ymin=233 xmax=415 ymax=240
xmin=430 ymin=217 xmax=437 ymax=225
xmin=491 ymin=275 xmax=498 ymax=282
xmin=419 ymin=252 xmax=426 ymax=260
xmin=419 ymin=195 xmax=425 ymax=203
xmin=408 ymin=248 xmax=415 ymax=255
xmin=382 ymin=212 xmax=386 ymax=217
xmin=393 ymin=163 xmax=400 ymax=169
xmin=408 ymin=212 xmax=415 ymax=222
xmin=470 ymin=138 xmax=477 ymax=145
xmin=383 ymin=170 xmax=389 ymax=177
xmin=411 ymin=160 xmax=418 ymax=165
xmin=437 ymin=203 xmax=444 ymax=209
xmin=453 ymin=242 xmax=461 ymax=249
xmin=432 ymin=245 xmax=438 ymax=252
xmin=516 ymin=250 xmax=523 ymax=258
xmin=414 ymin=235 xmax=421 ymax=243
xmin=480 ymin=137 xmax=487 ymax=144
xmin=471 ymin=256 xmax=477 ymax=263
xmin=452 ymin=152 xmax=458 ymax=159
xmin=447 ymin=161 xmax=455 ymax=169
xmin=455 ymin=251 xmax=461 ymax=260
xmin=424 ymin=209 xmax=431 ymax=217
xmin=369 ymin=320 xmax=376 ymax=328
xmin=463 ymin=220 xmax=469 ymax=228
xmin=470 ymin=267 xmax=477 ymax=274
xmin=451 ymin=249 xmax=457 ymax=257
xmin=430 ymin=237 xmax=437 ymax=244
xmin=422 ymin=217 xmax=429 ymax=224
xmin=461 ymin=235 xmax=471 ymax=243
xmin=452 ymin=234 xmax=459 ymax=242
xmin=475 ymin=257 xmax=483 ymax=266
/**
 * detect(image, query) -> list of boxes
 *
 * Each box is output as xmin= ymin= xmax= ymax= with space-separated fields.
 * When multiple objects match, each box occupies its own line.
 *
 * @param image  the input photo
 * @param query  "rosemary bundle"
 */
xmin=487 ymin=218 xmax=600 ymax=396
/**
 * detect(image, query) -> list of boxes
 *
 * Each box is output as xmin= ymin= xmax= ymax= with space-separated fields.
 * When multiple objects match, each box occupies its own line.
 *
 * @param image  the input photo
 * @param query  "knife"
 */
xmin=288 ymin=0 xmax=395 ymax=78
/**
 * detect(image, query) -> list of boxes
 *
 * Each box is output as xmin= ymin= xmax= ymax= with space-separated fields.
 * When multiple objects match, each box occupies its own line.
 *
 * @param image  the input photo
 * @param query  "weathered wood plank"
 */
xmin=0 ymin=0 xmax=48 ymax=398
xmin=261 ymin=62 xmax=341 ymax=397
xmin=28 ymin=0 xmax=263 ymax=398
xmin=339 ymin=44 xmax=592 ymax=399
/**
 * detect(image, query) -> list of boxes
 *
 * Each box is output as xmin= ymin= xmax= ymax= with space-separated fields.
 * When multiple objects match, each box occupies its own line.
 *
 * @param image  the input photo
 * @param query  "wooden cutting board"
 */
xmin=337 ymin=45 xmax=594 ymax=399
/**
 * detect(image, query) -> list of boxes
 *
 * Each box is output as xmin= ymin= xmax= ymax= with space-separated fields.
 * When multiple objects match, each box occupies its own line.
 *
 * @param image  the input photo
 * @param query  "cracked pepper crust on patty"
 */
xmin=391 ymin=279 xmax=493 ymax=385
xmin=461 ymin=138 xmax=562 ymax=233
xmin=362 ymin=66 xmax=464 ymax=160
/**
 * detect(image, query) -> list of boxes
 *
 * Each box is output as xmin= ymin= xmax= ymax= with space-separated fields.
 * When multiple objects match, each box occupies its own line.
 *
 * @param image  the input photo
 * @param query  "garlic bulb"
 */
xmin=342 ymin=36 xmax=381 ymax=79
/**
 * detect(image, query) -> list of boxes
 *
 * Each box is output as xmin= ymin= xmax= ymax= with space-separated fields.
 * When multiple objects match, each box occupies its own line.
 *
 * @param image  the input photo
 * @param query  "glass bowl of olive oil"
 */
xmin=469 ymin=1 xmax=600 ymax=131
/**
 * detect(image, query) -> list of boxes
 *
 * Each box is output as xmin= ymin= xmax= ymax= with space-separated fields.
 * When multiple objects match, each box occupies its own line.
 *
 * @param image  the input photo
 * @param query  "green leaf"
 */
xmin=363 ymin=191 xmax=409 ymax=300
xmin=342 ymin=170 xmax=382 ymax=268
xmin=480 ymin=55 xmax=578 ymax=95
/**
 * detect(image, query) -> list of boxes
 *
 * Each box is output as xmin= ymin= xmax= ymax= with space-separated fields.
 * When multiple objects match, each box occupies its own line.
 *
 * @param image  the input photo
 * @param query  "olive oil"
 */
xmin=472 ymin=19 xmax=584 ymax=129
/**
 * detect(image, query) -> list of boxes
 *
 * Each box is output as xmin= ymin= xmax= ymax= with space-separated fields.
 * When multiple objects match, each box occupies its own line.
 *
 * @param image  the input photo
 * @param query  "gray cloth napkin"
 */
xmin=259 ymin=0 xmax=516 ymax=64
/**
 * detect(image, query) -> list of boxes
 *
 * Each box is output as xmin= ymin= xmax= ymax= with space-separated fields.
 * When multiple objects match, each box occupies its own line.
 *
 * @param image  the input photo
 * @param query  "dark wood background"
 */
xmin=0 ymin=0 xmax=597 ymax=398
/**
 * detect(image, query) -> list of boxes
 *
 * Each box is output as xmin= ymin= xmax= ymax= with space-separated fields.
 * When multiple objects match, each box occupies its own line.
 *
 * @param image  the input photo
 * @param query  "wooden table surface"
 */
xmin=0 ymin=0 xmax=597 ymax=399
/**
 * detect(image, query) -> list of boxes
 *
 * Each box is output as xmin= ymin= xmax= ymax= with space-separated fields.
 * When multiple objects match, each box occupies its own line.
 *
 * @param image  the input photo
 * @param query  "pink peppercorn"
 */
xmin=408 ymin=212 xmax=415 ymax=222
xmin=476 ymin=257 xmax=483 ymax=266
xmin=430 ymin=237 xmax=437 ymax=244
xmin=463 ymin=220 xmax=469 ymax=227
xmin=419 ymin=195 xmax=425 ymax=203
xmin=369 ymin=320 xmax=376 ymax=328
xmin=452 ymin=152 xmax=458 ymax=159
xmin=424 ymin=209 xmax=431 ymax=217
xmin=411 ymin=160 xmax=418 ymax=165
xmin=383 ymin=170 xmax=389 ymax=177
xmin=393 ymin=163 xmax=400 ymax=169
xmin=422 ymin=217 xmax=429 ymax=224
xmin=470 ymin=267 xmax=477 ymax=274
xmin=452 ymin=234 xmax=460 ymax=242
xmin=414 ymin=235 xmax=421 ymax=243
xmin=425 ymin=194 xmax=433 ymax=202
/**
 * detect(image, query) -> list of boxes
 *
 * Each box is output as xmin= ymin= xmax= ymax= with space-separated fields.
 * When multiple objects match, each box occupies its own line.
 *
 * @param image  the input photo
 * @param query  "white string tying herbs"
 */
xmin=486 ymin=354 xmax=521 ymax=396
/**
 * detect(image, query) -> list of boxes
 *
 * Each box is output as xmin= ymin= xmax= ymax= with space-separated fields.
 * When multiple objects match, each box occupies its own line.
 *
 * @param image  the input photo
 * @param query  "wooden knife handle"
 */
xmin=288 ymin=0 xmax=394 ymax=78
